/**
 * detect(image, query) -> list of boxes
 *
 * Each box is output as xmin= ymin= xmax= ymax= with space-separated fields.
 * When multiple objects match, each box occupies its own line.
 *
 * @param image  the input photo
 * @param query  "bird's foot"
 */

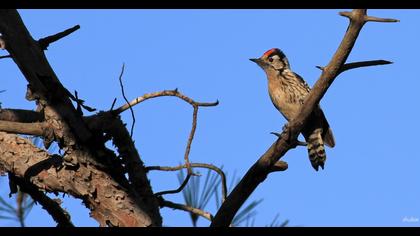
xmin=270 ymin=132 xmax=282 ymax=138
xmin=269 ymin=123 xmax=290 ymax=138
xmin=295 ymin=140 xmax=307 ymax=146
xmin=282 ymin=123 xmax=289 ymax=132
xmin=270 ymin=123 xmax=306 ymax=147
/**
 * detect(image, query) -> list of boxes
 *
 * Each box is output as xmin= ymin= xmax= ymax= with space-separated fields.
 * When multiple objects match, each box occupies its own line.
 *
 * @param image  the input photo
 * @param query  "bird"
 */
xmin=250 ymin=48 xmax=335 ymax=171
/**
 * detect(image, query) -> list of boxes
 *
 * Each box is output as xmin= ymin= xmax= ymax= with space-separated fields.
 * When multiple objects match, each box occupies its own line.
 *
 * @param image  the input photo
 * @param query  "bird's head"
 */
xmin=250 ymin=48 xmax=290 ymax=72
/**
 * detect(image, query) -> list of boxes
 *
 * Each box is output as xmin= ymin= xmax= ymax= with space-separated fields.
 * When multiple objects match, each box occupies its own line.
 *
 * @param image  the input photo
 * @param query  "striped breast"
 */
xmin=268 ymin=68 xmax=311 ymax=120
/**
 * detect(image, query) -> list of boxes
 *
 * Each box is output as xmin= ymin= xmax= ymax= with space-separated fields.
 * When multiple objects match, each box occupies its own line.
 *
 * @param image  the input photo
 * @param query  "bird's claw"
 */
xmin=282 ymin=123 xmax=289 ymax=132
xmin=270 ymin=132 xmax=281 ymax=138
xmin=270 ymin=124 xmax=306 ymax=147
xmin=295 ymin=140 xmax=307 ymax=146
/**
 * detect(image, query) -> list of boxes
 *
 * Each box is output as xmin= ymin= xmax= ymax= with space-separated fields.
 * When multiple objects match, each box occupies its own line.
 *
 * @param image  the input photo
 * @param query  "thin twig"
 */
xmin=112 ymin=89 xmax=219 ymax=115
xmin=154 ymin=173 xmax=192 ymax=196
xmin=317 ymin=60 xmax=392 ymax=73
xmin=147 ymin=163 xmax=228 ymax=203
xmin=38 ymin=25 xmax=80 ymax=50
xmin=339 ymin=60 xmax=393 ymax=73
xmin=160 ymin=199 xmax=213 ymax=222
xmin=114 ymin=89 xmax=218 ymax=193
xmin=16 ymin=190 xmax=25 ymax=227
xmin=153 ymin=105 xmax=207 ymax=195
xmin=110 ymin=98 xmax=117 ymax=111
xmin=0 ymin=55 xmax=10 ymax=59
xmin=117 ymin=63 xmax=135 ymax=138
xmin=364 ymin=15 xmax=399 ymax=23
xmin=184 ymin=106 xmax=198 ymax=175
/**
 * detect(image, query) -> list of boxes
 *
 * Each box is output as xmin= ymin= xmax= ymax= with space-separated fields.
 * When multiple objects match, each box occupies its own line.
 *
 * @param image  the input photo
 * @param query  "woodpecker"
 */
xmin=250 ymin=48 xmax=335 ymax=171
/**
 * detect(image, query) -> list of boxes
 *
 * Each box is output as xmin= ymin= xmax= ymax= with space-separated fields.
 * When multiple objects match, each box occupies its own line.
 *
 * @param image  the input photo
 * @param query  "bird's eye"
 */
xmin=268 ymin=57 xmax=273 ymax=62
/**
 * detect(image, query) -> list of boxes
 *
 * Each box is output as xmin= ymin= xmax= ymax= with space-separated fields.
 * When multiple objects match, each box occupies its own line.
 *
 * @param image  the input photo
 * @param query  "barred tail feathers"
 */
xmin=306 ymin=128 xmax=327 ymax=171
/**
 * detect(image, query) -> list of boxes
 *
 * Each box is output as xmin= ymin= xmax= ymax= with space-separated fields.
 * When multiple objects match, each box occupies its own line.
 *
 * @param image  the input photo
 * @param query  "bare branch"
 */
xmin=184 ymin=106 xmax=198 ymax=174
xmin=0 ymin=9 xmax=160 ymax=226
xmin=210 ymin=9 xmax=398 ymax=227
xmin=110 ymin=98 xmax=117 ymax=110
xmin=317 ymin=60 xmax=392 ymax=73
xmin=269 ymin=161 xmax=288 ymax=173
xmin=0 ymin=10 xmax=92 ymax=144
xmin=340 ymin=10 xmax=398 ymax=23
xmin=0 ymin=54 xmax=10 ymax=59
xmin=115 ymin=63 xmax=136 ymax=138
xmin=84 ymin=112 xmax=162 ymax=225
xmin=154 ymin=174 xmax=192 ymax=196
xmin=117 ymin=63 xmax=135 ymax=137
xmin=0 ymin=109 xmax=44 ymax=123
xmin=338 ymin=11 xmax=353 ymax=19
xmin=0 ymin=120 xmax=46 ymax=136
xmin=16 ymin=190 xmax=26 ymax=227
xmin=0 ymin=131 xmax=159 ymax=226
xmin=147 ymin=163 xmax=228 ymax=203
xmin=364 ymin=15 xmax=399 ymax=23
xmin=111 ymin=88 xmax=218 ymax=196
xmin=339 ymin=60 xmax=393 ymax=73
xmin=112 ymin=89 xmax=219 ymax=115
xmin=160 ymin=199 xmax=213 ymax=222
xmin=10 ymin=174 xmax=74 ymax=227
xmin=270 ymin=132 xmax=306 ymax=146
xmin=38 ymin=25 xmax=80 ymax=50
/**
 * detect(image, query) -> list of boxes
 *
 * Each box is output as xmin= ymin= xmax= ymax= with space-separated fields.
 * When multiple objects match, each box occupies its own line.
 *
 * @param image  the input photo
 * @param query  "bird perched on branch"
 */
xmin=250 ymin=48 xmax=335 ymax=171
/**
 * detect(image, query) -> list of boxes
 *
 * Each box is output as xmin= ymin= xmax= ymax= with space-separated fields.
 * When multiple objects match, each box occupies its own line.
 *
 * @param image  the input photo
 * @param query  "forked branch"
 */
xmin=113 ymin=89 xmax=218 ymax=196
xmin=112 ymin=89 xmax=219 ymax=115
xmin=159 ymin=198 xmax=213 ymax=222
xmin=210 ymin=9 xmax=398 ymax=227
xmin=147 ymin=163 xmax=228 ymax=202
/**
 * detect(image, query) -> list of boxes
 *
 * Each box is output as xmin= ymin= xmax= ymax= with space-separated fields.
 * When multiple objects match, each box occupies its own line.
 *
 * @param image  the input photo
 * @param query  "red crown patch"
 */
xmin=262 ymin=48 xmax=279 ymax=58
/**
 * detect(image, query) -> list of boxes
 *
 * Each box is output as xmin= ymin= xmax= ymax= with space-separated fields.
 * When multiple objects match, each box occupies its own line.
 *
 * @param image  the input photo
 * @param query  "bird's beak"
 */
xmin=249 ymin=58 xmax=260 ymax=63
xmin=249 ymin=58 xmax=263 ymax=66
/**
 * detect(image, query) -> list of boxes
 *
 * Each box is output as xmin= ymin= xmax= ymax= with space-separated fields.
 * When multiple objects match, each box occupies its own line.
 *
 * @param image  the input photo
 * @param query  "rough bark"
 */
xmin=0 ymin=9 xmax=161 ymax=226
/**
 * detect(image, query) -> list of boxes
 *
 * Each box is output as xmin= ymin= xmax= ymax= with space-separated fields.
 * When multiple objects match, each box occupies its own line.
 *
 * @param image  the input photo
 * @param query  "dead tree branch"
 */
xmin=339 ymin=60 xmax=393 ymax=73
xmin=210 ymin=9 xmax=397 ymax=227
xmin=0 ymin=9 xmax=162 ymax=226
xmin=112 ymin=89 xmax=219 ymax=115
xmin=111 ymin=89 xmax=218 ymax=197
xmin=10 ymin=174 xmax=74 ymax=227
xmin=0 ymin=120 xmax=46 ymax=136
xmin=159 ymin=198 xmax=213 ymax=222
xmin=117 ymin=63 xmax=135 ymax=137
xmin=316 ymin=60 xmax=393 ymax=73
xmin=147 ymin=163 xmax=228 ymax=203
xmin=154 ymin=174 xmax=192 ymax=196
xmin=0 ymin=109 xmax=44 ymax=123
xmin=38 ymin=25 xmax=80 ymax=50
xmin=0 ymin=132 xmax=158 ymax=226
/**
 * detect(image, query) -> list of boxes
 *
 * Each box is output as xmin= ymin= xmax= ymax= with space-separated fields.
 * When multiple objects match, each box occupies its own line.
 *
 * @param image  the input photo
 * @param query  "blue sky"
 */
xmin=1 ymin=9 xmax=419 ymax=227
